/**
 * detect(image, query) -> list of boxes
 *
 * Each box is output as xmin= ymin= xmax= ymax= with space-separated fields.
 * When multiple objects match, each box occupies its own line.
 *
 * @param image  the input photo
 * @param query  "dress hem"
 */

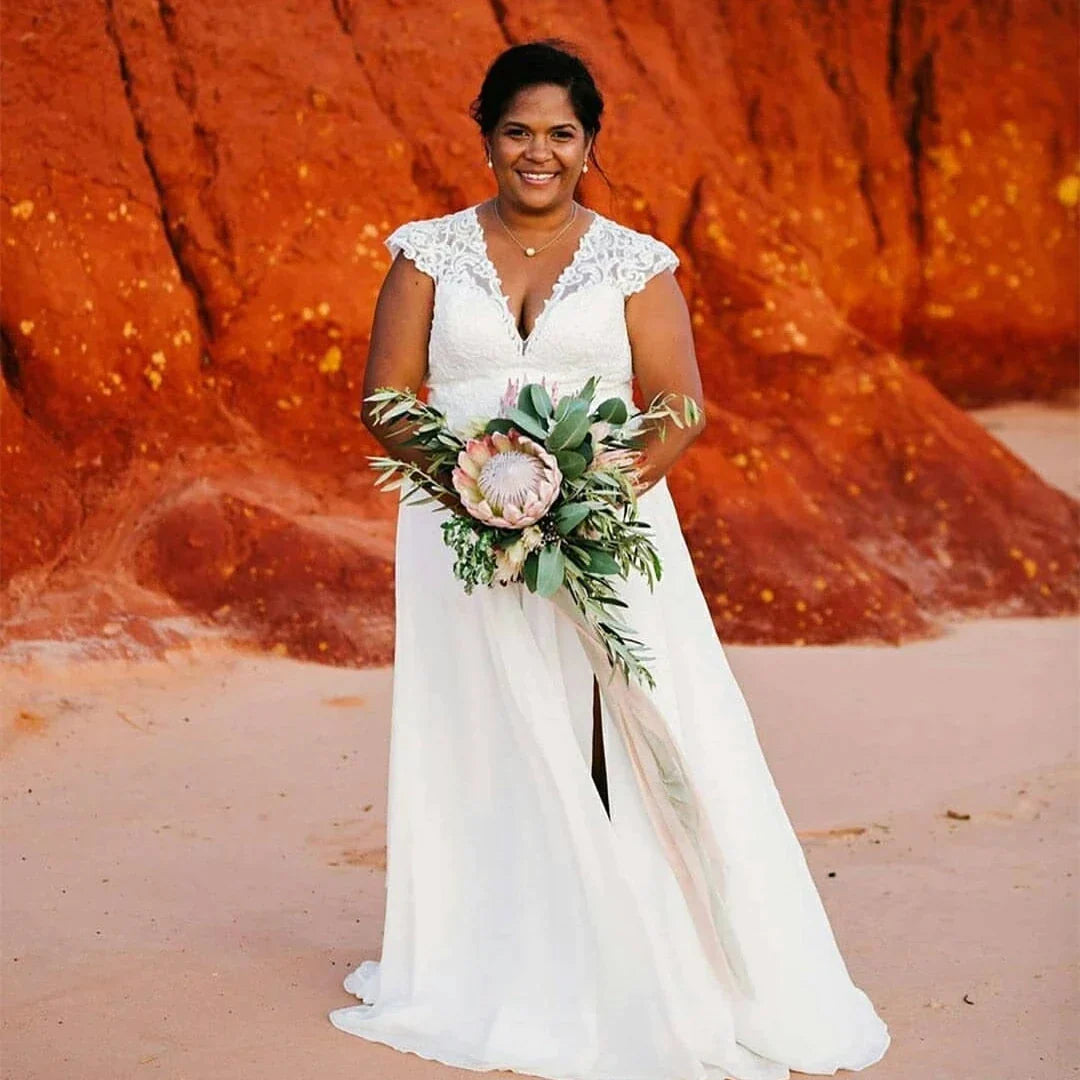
xmin=328 ymin=999 xmax=892 ymax=1080
xmin=328 ymin=1005 xmax=713 ymax=1080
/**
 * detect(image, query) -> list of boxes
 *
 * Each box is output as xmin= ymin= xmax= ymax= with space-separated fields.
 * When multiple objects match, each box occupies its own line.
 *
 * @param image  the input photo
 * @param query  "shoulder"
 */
xmin=589 ymin=214 xmax=680 ymax=296
xmin=383 ymin=206 xmax=473 ymax=280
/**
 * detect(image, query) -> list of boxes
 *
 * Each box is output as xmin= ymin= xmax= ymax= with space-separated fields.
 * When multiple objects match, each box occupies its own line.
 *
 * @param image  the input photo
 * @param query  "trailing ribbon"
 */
xmin=550 ymin=588 xmax=756 ymax=1001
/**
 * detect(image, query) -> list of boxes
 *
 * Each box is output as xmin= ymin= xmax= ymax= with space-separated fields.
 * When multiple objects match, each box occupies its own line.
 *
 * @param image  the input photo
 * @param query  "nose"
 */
xmin=524 ymin=133 xmax=554 ymax=160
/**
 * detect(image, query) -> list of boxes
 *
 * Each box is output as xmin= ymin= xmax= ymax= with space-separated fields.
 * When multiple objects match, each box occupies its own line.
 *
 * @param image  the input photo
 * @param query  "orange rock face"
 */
xmin=2 ymin=0 xmax=1077 ymax=661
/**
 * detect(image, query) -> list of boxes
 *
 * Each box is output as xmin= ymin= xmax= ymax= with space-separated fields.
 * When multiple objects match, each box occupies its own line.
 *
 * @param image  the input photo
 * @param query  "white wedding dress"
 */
xmin=328 ymin=204 xmax=890 ymax=1080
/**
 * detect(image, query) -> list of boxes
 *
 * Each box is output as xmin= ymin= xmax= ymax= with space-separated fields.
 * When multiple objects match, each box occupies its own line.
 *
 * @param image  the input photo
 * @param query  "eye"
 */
xmin=552 ymin=130 xmax=574 ymax=141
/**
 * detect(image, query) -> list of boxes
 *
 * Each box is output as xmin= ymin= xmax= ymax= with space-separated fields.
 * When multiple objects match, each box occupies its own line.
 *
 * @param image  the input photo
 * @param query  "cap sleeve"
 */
xmin=384 ymin=219 xmax=441 ymax=281
xmin=620 ymin=232 xmax=680 ymax=296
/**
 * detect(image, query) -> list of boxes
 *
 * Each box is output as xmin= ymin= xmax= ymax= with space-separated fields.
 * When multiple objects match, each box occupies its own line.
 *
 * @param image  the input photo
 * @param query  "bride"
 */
xmin=329 ymin=38 xmax=891 ymax=1080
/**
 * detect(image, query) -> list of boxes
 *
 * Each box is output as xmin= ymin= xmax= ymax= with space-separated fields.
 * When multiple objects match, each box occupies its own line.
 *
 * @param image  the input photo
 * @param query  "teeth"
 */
xmin=521 ymin=172 xmax=556 ymax=180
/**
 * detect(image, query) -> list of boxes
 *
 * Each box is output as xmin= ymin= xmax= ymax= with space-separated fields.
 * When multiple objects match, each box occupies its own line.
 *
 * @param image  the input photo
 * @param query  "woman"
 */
xmin=329 ymin=39 xmax=891 ymax=1080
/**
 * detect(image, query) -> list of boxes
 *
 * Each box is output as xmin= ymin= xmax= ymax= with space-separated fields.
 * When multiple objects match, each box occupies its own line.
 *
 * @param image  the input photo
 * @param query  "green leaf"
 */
xmin=595 ymin=397 xmax=629 ymax=424
xmin=554 ymin=449 xmax=587 ymax=480
xmin=527 ymin=382 xmax=553 ymax=419
xmin=553 ymin=502 xmax=591 ymax=534
xmin=523 ymin=549 xmax=540 ymax=593
xmin=516 ymin=385 xmax=540 ymax=420
xmin=594 ymin=595 xmax=629 ymax=608
xmin=546 ymin=404 xmax=592 ymax=451
xmin=535 ymin=543 xmax=566 ymax=598
xmin=571 ymin=376 xmax=600 ymax=404
xmin=563 ymin=544 xmax=591 ymax=569
xmin=504 ymin=406 xmax=549 ymax=441
xmin=553 ymin=395 xmax=572 ymax=422
xmin=378 ymin=400 xmax=410 ymax=420
xmin=586 ymin=549 xmax=621 ymax=575
xmin=485 ymin=417 xmax=515 ymax=435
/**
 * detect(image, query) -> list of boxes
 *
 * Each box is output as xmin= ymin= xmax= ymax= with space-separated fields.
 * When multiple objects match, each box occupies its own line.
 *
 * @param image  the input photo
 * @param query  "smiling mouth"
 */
xmin=518 ymin=171 xmax=560 ymax=184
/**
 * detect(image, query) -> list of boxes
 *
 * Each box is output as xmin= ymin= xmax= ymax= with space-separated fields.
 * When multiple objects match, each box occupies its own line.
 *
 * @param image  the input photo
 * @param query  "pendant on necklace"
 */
xmin=525 ymin=247 xmax=536 ymax=257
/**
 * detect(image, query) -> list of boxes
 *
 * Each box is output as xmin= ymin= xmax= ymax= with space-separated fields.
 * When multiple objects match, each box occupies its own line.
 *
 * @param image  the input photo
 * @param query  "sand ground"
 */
xmin=2 ymin=401 xmax=1077 ymax=1080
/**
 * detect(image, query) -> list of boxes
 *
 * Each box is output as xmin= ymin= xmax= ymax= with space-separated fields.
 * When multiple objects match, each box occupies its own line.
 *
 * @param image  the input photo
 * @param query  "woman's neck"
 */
xmin=490 ymin=195 xmax=578 ymax=235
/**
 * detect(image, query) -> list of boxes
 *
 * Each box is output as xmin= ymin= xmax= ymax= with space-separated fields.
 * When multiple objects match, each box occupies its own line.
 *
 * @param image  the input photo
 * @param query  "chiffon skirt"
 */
xmin=328 ymin=477 xmax=890 ymax=1080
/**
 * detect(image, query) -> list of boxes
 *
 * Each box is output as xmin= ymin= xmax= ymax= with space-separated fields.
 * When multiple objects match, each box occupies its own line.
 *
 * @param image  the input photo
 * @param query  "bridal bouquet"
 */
xmin=365 ymin=376 xmax=701 ymax=689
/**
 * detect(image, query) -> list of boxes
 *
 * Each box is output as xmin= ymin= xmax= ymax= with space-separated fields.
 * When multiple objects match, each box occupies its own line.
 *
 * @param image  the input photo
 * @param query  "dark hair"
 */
xmin=469 ymin=39 xmax=609 ymax=186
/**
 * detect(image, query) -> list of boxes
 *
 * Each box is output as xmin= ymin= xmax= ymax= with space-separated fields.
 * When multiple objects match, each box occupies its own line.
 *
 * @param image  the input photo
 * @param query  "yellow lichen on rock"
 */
xmin=319 ymin=345 xmax=342 ymax=374
xmin=1056 ymin=174 xmax=1079 ymax=207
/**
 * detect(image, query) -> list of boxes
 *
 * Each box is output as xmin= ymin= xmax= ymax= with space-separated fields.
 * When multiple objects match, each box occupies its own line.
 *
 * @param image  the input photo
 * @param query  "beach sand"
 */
xmin=2 ymin=400 xmax=1076 ymax=1079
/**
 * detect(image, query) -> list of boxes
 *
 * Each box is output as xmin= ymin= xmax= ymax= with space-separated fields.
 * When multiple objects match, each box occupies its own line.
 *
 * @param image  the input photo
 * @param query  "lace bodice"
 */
xmin=383 ymin=204 xmax=679 ymax=430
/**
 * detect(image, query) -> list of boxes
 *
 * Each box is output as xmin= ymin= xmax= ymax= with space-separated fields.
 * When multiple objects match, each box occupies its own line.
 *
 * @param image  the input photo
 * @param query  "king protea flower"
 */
xmin=452 ymin=430 xmax=563 ymax=529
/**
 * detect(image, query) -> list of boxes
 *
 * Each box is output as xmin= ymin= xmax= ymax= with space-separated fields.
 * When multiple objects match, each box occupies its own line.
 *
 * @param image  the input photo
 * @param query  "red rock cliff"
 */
xmin=1 ymin=0 xmax=1077 ymax=662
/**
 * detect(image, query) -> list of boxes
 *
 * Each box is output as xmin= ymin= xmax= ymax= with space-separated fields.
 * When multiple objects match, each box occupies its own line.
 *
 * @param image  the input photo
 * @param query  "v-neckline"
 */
xmin=471 ymin=203 xmax=599 ymax=353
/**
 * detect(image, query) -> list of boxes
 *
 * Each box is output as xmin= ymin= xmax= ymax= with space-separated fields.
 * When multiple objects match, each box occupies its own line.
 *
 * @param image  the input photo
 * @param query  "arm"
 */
xmin=362 ymin=251 xmax=461 ymax=512
xmin=625 ymin=269 xmax=707 ymax=496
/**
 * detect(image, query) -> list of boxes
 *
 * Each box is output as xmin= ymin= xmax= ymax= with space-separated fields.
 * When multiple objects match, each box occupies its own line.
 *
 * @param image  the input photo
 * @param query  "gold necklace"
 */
xmin=492 ymin=200 xmax=578 ymax=257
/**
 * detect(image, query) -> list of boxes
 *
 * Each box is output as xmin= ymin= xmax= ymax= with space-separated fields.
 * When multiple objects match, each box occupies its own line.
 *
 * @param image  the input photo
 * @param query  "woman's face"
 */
xmin=486 ymin=83 xmax=593 ymax=212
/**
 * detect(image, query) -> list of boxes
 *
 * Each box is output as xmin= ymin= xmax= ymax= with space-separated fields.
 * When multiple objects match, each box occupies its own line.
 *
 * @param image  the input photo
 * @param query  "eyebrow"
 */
xmin=500 ymin=119 xmax=580 ymax=131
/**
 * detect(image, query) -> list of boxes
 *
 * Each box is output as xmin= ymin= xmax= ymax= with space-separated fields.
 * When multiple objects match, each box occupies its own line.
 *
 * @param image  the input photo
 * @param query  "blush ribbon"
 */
xmin=550 ymin=588 xmax=756 ymax=1001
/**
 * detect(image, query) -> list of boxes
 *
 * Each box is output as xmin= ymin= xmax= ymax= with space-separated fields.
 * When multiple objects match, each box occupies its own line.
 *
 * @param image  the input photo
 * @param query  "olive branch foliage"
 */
xmin=366 ymin=377 xmax=702 ymax=689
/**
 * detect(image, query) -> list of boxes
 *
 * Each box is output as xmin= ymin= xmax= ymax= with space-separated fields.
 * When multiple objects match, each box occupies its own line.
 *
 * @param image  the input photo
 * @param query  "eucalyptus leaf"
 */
xmin=535 ymin=543 xmax=566 ymax=598
xmin=553 ymin=502 xmax=591 ymax=534
xmin=586 ymin=549 xmax=621 ymax=575
xmin=523 ymin=549 xmax=540 ymax=593
xmin=572 ymin=375 xmax=600 ymax=404
xmin=516 ymin=385 xmax=541 ymax=419
xmin=527 ymin=382 xmax=553 ymax=419
xmin=504 ymin=406 xmax=549 ymax=441
xmin=547 ymin=407 xmax=592 ymax=451
xmin=595 ymin=397 xmax=629 ymax=424
xmin=554 ymin=449 xmax=587 ymax=480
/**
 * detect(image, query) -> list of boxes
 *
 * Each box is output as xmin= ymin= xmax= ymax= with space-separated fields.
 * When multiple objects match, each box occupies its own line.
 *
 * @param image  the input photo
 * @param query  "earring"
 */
xmin=486 ymin=159 xmax=493 ymax=168
xmin=582 ymin=162 xmax=589 ymax=174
